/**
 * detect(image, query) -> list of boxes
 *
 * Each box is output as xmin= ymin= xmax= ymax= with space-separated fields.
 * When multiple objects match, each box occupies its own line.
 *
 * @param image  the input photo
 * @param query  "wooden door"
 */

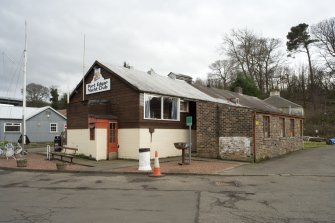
xmin=108 ymin=121 xmax=118 ymax=154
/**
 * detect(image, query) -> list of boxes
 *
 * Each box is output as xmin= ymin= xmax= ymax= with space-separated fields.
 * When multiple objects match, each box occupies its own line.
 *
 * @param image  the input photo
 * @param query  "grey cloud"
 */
xmin=1 ymin=0 xmax=335 ymax=99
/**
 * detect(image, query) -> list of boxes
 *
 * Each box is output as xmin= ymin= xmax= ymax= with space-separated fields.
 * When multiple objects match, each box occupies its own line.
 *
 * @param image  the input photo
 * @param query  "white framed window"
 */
xmin=50 ymin=123 xmax=58 ymax=133
xmin=4 ymin=123 xmax=21 ymax=133
xmin=144 ymin=94 xmax=180 ymax=121
xmin=180 ymin=100 xmax=189 ymax=112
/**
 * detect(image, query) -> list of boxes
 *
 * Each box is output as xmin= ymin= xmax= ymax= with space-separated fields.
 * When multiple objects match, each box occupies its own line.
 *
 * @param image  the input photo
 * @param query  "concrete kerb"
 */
xmin=5 ymin=166 xmax=334 ymax=177
xmin=0 ymin=166 xmax=266 ymax=176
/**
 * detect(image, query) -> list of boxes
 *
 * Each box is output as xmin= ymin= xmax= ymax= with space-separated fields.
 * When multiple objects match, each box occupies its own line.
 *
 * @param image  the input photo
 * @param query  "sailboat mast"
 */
xmin=82 ymin=34 xmax=86 ymax=101
xmin=22 ymin=21 xmax=27 ymax=147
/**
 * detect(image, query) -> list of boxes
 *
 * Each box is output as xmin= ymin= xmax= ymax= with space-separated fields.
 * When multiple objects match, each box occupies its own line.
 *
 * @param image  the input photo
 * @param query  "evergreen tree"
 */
xmin=50 ymin=87 xmax=59 ymax=110
xmin=59 ymin=93 xmax=68 ymax=110
xmin=230 ymin=74 xmax=261 ymax=97
xmin=287 ymin=23 xmax=317 ymax=109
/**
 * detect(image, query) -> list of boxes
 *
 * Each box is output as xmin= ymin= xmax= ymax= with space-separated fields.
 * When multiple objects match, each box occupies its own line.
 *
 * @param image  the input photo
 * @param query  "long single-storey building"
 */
xmin=193 ymin=84 xmax=304 ymax=162
xmin=67 ymin=61 xmax=304 ymax=162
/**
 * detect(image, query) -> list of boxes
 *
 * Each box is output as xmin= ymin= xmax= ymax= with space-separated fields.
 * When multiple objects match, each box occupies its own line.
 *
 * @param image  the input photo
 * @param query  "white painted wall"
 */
xmin=67 ymin=129 xmax=96 ymax=158
xmin=118 ymin=128 xmax=196 ymax=159
xmin=95 ymin=128 xmax=107 ymax=160
xmin=118 ymin=129 xmax=140 ymax=159
xmin=68 ymin=128 xmax=197 ymax=160
xmin=219 ymin=136 xmax=252 ymax=156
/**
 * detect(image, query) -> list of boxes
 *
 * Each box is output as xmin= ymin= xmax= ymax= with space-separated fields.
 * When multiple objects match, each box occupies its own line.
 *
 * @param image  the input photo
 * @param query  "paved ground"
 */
xmin=221 ymin=146 xmax=335 ymax=176
xmin=0 ymin=146 xmax=334 ymax=222
xmin=0 ymin=148 xmax=245 ymax=174
xmin=1 ymin=146 xmax=334 ymax=176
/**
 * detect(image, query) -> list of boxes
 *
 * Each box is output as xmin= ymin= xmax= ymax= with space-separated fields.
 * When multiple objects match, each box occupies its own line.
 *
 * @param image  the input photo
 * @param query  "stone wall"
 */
xmin=196 ymin=102 xmax=254 ymax=160
xmin=196 ymin=101 xmax=304 ymax=162
xmin=196 ymin=102 xmax=219 ymax=158
xmin=217 ymin=104 xmax=254 ymax=161
xmin=254 ymin=113 xmax=304 ymax=161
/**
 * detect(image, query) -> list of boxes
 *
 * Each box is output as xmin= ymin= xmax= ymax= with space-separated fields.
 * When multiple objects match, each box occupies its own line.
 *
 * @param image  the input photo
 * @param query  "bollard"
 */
xmin=46 ymin=145 xmax=51 ymax=160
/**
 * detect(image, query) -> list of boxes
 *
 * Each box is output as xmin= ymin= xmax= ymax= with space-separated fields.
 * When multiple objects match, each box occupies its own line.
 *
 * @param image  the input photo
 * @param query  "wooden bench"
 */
xmin=50 ymin=147 xmax=78 ymax=163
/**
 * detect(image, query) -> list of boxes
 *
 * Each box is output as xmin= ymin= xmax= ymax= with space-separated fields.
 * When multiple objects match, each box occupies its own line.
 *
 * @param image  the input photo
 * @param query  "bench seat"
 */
xmin=50 ymin=147 xmax=78 ymax=163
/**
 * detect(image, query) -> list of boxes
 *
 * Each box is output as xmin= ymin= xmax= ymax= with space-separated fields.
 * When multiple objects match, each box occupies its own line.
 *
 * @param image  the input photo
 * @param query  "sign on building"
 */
xmin=86 ymin=68 xmax=111 ymax=95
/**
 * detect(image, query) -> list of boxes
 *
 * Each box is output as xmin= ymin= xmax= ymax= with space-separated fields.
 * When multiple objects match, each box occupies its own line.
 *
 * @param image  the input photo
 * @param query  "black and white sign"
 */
xmin=86 ymin=68 xmax=111 ymax=95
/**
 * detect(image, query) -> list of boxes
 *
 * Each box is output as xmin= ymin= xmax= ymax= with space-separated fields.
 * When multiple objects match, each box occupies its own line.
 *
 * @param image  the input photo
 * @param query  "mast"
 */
xmin=82 ymin=34 xmax=86 ymax=101
xmin=22 ymin=21 xmax=27 ymax=147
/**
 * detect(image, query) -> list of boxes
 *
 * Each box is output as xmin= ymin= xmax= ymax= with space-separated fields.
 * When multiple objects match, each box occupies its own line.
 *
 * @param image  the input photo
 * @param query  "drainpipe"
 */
xmin=253 ymin=111 xmax=256 ymax=163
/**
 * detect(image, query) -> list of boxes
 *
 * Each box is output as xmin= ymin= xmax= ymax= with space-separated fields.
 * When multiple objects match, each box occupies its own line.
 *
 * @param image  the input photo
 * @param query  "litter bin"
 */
xmin=54 ymin=136 xmax=62 ymax=152
xmin=138 ymin=148 xmax=151 ymax=171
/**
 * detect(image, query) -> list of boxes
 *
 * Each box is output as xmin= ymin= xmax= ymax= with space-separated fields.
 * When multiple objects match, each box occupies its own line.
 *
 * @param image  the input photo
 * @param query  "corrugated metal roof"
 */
xmin=101 ymin=62 xmax=236 ymax=105
xmin=264 ymin=96 xmax=303 ymax=108
xmin=0 ymin=105 xmax=67 ymax=120
xmin=193 ymin=84 xmax=283 ymax=114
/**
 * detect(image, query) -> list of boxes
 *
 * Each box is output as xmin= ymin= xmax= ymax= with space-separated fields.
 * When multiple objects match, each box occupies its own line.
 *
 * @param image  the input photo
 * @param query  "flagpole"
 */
xmin=22 ymin=21 xmax=27 ymax=148
xmin=82 ymin=34 xmax=86 ymax=101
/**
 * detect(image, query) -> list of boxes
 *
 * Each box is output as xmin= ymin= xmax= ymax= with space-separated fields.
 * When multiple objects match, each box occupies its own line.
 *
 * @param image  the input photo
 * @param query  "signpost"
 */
xmin=186 ymin=116 xmax=192 ymax=164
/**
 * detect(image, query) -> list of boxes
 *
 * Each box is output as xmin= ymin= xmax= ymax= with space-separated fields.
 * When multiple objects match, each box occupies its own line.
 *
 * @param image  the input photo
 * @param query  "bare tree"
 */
xmin=311 ymin=17 xmax=335 ymax=74
xmin=221 ymin=28 xmax=284 ymax=96
xmin=207 ymin=60 xmax=235 ymax=89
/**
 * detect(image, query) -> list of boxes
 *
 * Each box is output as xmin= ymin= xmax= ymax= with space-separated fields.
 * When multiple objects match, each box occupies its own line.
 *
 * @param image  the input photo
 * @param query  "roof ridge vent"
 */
xmin=230 ymin=97 xmax=239 ymax=104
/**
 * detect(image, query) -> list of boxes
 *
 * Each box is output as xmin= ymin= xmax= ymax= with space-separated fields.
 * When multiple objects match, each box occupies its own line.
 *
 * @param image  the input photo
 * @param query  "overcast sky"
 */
xmin=0 ymin=0 xmax=334 ymax=99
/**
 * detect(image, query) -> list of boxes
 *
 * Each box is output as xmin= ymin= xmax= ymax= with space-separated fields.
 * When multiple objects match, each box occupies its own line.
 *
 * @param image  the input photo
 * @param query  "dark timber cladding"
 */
xmin=68 ymin=61 xmax=195 ymax=130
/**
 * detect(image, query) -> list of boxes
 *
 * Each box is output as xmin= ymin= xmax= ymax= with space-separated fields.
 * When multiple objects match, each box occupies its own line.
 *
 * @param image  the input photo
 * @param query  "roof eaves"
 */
xmin=26 ymin=106 xmax=67 ymax=120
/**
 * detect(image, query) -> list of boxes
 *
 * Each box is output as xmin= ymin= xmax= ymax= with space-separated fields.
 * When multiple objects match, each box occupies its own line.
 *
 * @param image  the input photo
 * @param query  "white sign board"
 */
xmin=86 ymin=68 xmax=111 ymax=95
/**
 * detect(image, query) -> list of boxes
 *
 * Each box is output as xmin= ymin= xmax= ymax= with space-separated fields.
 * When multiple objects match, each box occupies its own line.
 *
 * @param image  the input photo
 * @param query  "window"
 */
xmin=50 ymin=123 xmax=58 ymax=133
xmin=145 ymin=95 xmax=161 ymax=119
xmin=180 ymin=100 xmax=189 ymax=112
xmin=300 ymin=120 xmax=303 ymax=136
xmin=90 ymin=127 xmax=95 ymax=140
xmin=263 ymin=116 xmax=270 ymax=138
xmin=144 ymin=94 xmax=179 ymax=120
xmin=163 ymin=97 xmax=178 ymax=119
xmin=4 ymin=123 xmax=21 ymax=132
xmin=109 ymin=122 xmax=117 ymax=143
xmin=289 ymin=119 xmax=295 ymax=137
xmin=279 ymin=118 xmax=285 ymax=137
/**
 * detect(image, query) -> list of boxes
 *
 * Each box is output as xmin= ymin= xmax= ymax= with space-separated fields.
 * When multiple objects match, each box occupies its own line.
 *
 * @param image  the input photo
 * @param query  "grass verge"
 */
xmin=304 ymin=141 xmax=330 ymax=149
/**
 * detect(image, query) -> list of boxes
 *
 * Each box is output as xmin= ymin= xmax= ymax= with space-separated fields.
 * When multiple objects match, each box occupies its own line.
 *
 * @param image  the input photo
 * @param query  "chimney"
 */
xmin=270 ymin=90 xmax=280 ymax=97
xmin=147 ymin=68 xmax=157 ymax=75
xmin=234 ymin=87 xmax=243 ymax=94
xmin=168 ymin=72 xmax=193 ymax=84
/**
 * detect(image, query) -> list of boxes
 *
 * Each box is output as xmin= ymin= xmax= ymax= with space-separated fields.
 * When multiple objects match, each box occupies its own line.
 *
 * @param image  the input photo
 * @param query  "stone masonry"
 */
xmin=196 ymin=101 xmax=254 ymax=161
xmin=254 ymin=113 xmax=303 ymax=161
xmin=196 ymin=102 xmax=219 ymax=158
xmin=196 ymin=101 xmax=304 ymax=162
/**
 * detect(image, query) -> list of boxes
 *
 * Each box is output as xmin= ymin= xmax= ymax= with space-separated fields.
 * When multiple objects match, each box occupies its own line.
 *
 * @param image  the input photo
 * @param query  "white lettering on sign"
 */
xmin=86 ymin=68 xmax=111 ymax=95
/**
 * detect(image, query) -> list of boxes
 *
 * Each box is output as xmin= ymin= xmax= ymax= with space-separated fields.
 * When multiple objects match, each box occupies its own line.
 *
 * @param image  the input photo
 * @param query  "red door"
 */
xmin=108 ymin=121 xmax=118 ymax=155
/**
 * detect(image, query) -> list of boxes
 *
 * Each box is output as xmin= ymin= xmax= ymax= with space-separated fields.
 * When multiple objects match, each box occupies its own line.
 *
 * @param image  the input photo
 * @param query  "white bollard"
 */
xmin=46 ymin=145 xmax=50 ymax=160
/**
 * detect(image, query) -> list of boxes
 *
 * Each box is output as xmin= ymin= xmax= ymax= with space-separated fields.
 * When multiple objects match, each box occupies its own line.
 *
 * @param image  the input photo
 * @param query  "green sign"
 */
xmin=186 ymin=116 xmax=192 ymax=126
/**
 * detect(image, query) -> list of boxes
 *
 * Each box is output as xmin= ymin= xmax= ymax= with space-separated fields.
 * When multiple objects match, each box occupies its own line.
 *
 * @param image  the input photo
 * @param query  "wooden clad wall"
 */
xmin=68 ymin=66 xmax=140 ymax=129
xmin=68 ymin=63 xmax=196 ymax=130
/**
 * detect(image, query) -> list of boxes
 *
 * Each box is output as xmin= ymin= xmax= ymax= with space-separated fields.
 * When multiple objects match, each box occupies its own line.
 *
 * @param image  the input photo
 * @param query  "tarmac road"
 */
xmin=0 ymin=146 xmax=335 ymax=223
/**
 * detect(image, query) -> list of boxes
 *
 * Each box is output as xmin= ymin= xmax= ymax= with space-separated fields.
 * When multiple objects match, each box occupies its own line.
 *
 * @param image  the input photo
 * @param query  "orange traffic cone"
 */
xmin=150 ymin=150 xmax=164 ymax=177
